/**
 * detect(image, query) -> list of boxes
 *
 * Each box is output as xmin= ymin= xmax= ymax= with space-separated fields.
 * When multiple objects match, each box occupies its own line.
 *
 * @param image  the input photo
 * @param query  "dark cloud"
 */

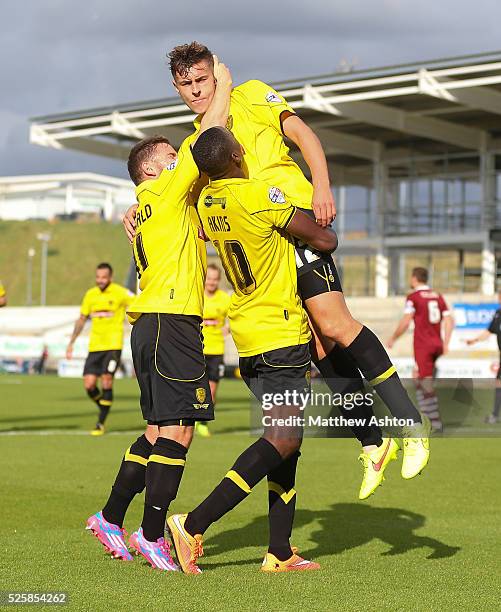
xmin=1 ymin=0 xmax=500 ymax=177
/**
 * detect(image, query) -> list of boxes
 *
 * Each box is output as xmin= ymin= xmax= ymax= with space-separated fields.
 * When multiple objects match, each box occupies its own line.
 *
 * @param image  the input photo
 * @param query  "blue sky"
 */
xmin=1 ymin=0 xmax=500 ymax=178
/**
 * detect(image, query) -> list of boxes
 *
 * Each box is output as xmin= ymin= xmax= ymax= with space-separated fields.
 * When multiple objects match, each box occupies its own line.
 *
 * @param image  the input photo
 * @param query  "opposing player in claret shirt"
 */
xmin=388 ymin=267 xmax=454 ymax=434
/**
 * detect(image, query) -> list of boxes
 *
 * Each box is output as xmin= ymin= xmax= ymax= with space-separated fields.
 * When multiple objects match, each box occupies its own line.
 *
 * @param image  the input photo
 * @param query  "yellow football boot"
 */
xmin=358 ymin=437 xmax=399 ymax=500
xmin=167 ymin=513 xmax=203 ymax=575
xmin=401 ymin=415 xmax=431 ymax=479
xmin=261 ymin=550 xmax=320 ymax=573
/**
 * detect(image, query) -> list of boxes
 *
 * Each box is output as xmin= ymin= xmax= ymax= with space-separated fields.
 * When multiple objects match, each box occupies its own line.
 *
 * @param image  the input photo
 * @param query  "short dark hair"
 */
xmin=192 ymin=127 xmax=237 ymax=178
xmin=168 ymin=41 xmax=213 ymax=78
xmin=127 ymin=135 xmax=171 ymax=185
xmin=412 ymin=267 xmax=428 ymax=283
xmin=207 ymin=263 xmax=221 ymax=277
xmin=97 ymin=262 xmax=113 ymax=275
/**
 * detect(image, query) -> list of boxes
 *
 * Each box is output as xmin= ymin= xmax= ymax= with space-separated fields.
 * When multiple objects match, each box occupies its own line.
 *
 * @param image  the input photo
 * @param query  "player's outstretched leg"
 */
xmin=168 ymin=438 xmax=283 ymax=574
xmin=130 ymin=435 xmax=188 ymax=571
xmin=86 ymin=431 xmax=154 ymax=560
xmin=415 ymin=379 xmax=442 ymax=432
xmin=168 ymin=433 xmax=319 ymax=574
xmin=94 ymin=388 xmax=113 ymax=434
xmin=262 ymin=451 xmax=320 ymax=572
xmin=486 ymin=382 xmax=501 ymax=424
xmin=86 ymin=385 xmax=105 ymax=435
xmin=313 ymin=342 xmax=398 ymax=499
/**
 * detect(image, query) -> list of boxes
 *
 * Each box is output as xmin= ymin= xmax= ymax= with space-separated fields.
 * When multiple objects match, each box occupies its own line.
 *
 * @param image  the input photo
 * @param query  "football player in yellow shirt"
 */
xmin=164 ymin=43 xmax=427 ymax=497
xmin=86 ymin=58 xmax=233 ymax=571
xmin=0 ymin=280 xmax=6 ymax=307
xmin=66 ymin=263 xmax=132 ymax=435
xmin=168 ymin=125 xmax=337 ymax=573
xmin=196 ymin=263 xmax=231 ymax=438
xmin=123 ymin=44 xmax=428 ymax=498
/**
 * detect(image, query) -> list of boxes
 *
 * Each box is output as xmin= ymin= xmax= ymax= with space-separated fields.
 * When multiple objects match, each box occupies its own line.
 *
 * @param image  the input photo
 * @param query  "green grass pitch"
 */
xmin=1 ymin=375 xmax=500 ymax=611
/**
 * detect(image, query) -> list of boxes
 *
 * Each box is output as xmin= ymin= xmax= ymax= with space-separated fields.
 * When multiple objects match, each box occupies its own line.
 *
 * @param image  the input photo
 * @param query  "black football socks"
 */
xmin=102 ymin=433 xmax=153 ymax=527
xmin=184 ymin=437 xmax=283 ymax=537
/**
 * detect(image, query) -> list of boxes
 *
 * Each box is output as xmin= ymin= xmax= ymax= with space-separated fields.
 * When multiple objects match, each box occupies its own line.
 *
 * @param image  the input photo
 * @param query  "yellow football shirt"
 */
xmin=189 ymin=80 xmax=313 ymax=210
xmin=203 ymin=289 xmax=231 ymax=356
xmin=198 ymin=178 xmax=310 ymax=357
xmin=80 ymin=282 xmax=132 ymax=352
xmin=0 ymin=281 xmax=5 ymax=298
xmin=127 ymin=141 xmax=207 ymax=323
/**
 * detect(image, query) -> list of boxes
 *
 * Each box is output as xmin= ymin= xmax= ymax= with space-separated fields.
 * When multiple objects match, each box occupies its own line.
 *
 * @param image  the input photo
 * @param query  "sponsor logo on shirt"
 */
xmin=204 ymin=195 xmax=226 ymax=209
xmin=165 ymin=160 xmax=178 ymax=171
xmin=266 ymin=91 xmax=282 ymax=103
xmin=268 ymin=186 xmax=286 ymax=204
xmin=91 ymin=310 xmax=114 ymax=318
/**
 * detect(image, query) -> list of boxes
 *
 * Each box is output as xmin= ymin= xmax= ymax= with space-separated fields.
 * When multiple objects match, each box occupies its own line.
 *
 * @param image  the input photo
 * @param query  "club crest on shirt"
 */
xmin=266 ymin=91 xmax=282 ymax=103
xmin=268 ymin=186 xmax=286 ymax=204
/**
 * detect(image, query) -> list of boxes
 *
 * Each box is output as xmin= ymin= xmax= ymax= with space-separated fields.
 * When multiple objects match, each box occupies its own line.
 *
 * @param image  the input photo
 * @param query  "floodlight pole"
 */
xmin=37 ymin=233 xmax=51 ymax=306
xmin=26 ymin=248 xmax=35 ymax=306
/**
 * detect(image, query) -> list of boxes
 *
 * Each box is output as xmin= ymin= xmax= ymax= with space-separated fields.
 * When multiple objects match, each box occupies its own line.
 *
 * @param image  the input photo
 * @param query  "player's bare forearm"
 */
xmin=123 ymin=204 xmax=138 ymax=243
xmin=197 ymin=56 xmax=232 ymax=138
xmin=286 ymin=209 xmax=337 ymax=253
xmin=282 ymin=115 xmax=336 ymax=226
xmin=466 ymin=328 xmax=491 ymax=345
xmin=388 ymin=314 xmax=413 ymax=347
xmin=0 ymin=296 xmax=6 ymax=307
xmin=69 ymin=316 xmax=87 ymax=345
xmin=442 ymin=315 xmax=455 ymax=349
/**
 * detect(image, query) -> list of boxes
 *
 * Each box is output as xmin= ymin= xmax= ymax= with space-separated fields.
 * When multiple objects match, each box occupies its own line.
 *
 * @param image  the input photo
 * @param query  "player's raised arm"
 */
xmin=285 ymin=209 xmax=338 ymax=254
xmin=282 ymin=114 xmax=336 ymax=227
xmin=195 ymin=56 xmax=232 ymax=141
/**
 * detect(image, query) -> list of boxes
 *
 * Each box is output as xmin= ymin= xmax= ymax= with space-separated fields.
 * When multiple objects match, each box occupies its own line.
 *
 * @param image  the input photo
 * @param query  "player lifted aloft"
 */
xmin=388 ymin=267 xmax=454 ymax=433
xmin=66 ymin=263 xmax=132 ymax=435
xmin=196 ymin=263 xmax=231 ymax=437
xmin=466 ymin=289 xmax=501 ymax=424
xmin=168 ymin=126 xmax=337 ymax=574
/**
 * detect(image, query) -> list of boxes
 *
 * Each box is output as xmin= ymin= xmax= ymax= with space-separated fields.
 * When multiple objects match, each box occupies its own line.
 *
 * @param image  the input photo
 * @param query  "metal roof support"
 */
xmin=374 ymin=147 xmax=389 ymax=297
xmin=111 ymin=112 xmax=147 ymax=139
xmin=481 ymin=233 xmax=496 ymax=295
xmin=335 ymin=99 xmax=485 ymax=150
xmin=301 ymin=82 xmax=486 ymax=150
xmin=419 ymin=68 xmax=501 ymax=117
